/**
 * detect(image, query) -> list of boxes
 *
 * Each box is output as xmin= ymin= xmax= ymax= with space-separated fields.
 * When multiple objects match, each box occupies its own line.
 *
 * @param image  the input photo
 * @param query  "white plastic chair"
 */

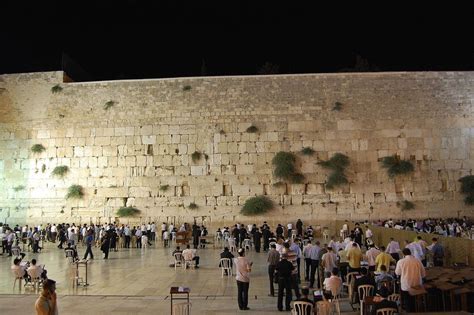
xmin=219 ymin=258 xmax=232 ymax=277
xmin=376 ymin=308 xmax=398 ymax=315
xmin=12 ymin=269 xmax=24 ymax=290
xmin=358 ymin=284 xmax=375 ymax=315
xmin=243 ymin=239 xmax=251 ymax=251
xmin=65 ymin=249 xmax=76 ymax=263
xmin=11 ymin=247 xmax=21 ymax=258
xmin=228 ymin=237 xmax=236 ymax=252
xmin=322 ymin=227 xmax=330 ymax=241
xmin=343 ymin=271 xmax=359 ymax=297
xmin=183 ymin=258 xmax=196 ymax=270
xmin=27 ymin=267 xmax=43 ymax=291
xmin=291 ymin=301 xmax=313 ymax=315
xmin=172 ymin=302 xmax=191 ymax=315
xmin=173 ymin=253 xmax=184 ymax=270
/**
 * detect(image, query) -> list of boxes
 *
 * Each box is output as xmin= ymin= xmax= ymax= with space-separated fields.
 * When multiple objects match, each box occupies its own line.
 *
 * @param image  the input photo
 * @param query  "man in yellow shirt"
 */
xmin=375 ymin=245 xmax=395 ymax=272
xmin=346 ymin=242 xmax=362 ymax=272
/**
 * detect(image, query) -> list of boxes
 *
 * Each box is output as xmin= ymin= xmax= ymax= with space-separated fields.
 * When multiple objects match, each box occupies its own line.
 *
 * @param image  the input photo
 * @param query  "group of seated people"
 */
xmin=170 ymin=244 xmax=200 ymax=268
xmin=11 ymin=257 xmax=48 ymax=285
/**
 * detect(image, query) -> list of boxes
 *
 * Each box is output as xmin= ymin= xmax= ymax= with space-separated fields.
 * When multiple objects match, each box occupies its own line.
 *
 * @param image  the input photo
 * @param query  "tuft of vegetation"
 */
xmin=290 ymin=173 xmax=305 ymax=184
xmin=272 ymin=181 xmax=286 ymax=187
xmin=301 ymin=147 xmax=315 ymax=156
xmin=159 ymin=184 xmax=169 ymax=192
xmin=246 ymin=125 xmax=259 ymax=133
xmin=191 ymin=151 xmax=202 ymax=163
xmin=459 ymin=175 xmax=474 ymax=205
xmin=183 ymin=85 xmax=192 ymax=91
xmin=326 ymin=172 xmax=348 ymax=189
xmin=103 ymin=100 xmax=115 ymax=110
xmin=51 ymin=85 xmax=63 ymax=93
xmin=219 ymin=129 xmax=226 ymax=135
xmin=52 ymin=165 xmax=69 ymax=178
xmin=241 ymin=196 xmax=273 ymax=216
xmin=31 ymin=144 xmax=46 ymax=153
xmin=397 ymin=200 xmax=415 ymax=211
xmin=41 ymin=164 xmax=46 ymax=173
xmin=117 ymin=207 xmax=141 ymax=217
xmin=13 ymin=185 xmax=26 ymax=192
xmin=188 ymin=202 xmax=198 ymax=209
xmin=381 ymin=155 xmax=414 ymax=177
xmin=318 ymin=153 xmax=350 ymax=189
xmin=204 ymin=153 xmax=209 ymax=160
xmin=332 ymin=101 xmax=343 ymax=111
xmin=272 ymin=151 xmax=296 ymax=180
xmin=66 ymin=185 xmax=84 ymax=199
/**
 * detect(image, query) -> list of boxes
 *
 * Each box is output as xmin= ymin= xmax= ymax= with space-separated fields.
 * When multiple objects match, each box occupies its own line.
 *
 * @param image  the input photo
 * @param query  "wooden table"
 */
xmin=170 ymin=286 xmax=190 ymax=314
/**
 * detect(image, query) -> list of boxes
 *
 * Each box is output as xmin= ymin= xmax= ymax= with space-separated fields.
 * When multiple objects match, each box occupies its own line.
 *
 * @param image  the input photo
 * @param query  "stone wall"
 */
xmin=0 ymin=71 xmax=473 ymax=226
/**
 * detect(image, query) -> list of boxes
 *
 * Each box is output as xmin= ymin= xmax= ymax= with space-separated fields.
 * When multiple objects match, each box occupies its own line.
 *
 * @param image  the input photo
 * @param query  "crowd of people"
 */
xmin=0 ymin=216 xmax=467 ymax=314
xmin=370 ymin=216 xmax=474 ymax=238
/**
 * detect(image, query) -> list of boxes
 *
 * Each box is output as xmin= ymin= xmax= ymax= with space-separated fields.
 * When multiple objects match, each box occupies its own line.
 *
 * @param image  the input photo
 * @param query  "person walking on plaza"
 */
xmin=308 ymin=240 xmax=321 ymax=289
xmin=83 ymin=229 xmax=94 ymax=260
xmin=235 ymin=248 xmax=252 ymax=311
xmin=276 ymin=253 xmax=294 ymax=311
xmin=35 ymin=279 xmax=58 ymax=315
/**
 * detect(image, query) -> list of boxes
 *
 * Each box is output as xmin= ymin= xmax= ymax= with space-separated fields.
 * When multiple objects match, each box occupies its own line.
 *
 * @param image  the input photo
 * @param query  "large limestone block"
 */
xmin=96 ymin=187 xmax=129 ymax=197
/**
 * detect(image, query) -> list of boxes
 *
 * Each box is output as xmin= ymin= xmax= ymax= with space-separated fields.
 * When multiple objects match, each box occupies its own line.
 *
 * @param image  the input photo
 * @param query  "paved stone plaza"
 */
xmin=0 ymin=240 xmax=359 ymax=314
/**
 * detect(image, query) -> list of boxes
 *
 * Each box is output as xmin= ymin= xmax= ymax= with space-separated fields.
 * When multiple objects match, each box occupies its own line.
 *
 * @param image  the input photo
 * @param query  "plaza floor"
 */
xmin=0 ymin=240 xmax=358 ymax=314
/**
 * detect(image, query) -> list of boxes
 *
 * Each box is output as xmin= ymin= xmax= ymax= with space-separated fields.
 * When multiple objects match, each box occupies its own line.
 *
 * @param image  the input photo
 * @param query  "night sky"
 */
xmin=1 ymin=3 xmax=473 ymax=82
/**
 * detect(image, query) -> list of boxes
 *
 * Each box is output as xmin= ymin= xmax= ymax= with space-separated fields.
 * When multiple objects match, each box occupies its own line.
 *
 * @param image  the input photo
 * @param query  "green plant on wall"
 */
xmin=272 ymin=151 xmax=305 ymax=184
xmin=103 ymin=100 xmax=115 ymax=110
xmin=397 ymin=200 xmax=415 ymax=211
xmin=459 ymin=175 xmax=474 ymax=205
xmin=301 ymin=147 xmax=315 ymax=156
xmin=41 ymin=164 xmax=46 ymax=173
xmin=13 ymin=185 xmax=26 ymax=192
xmin=246 ymin=125 xmax=258 ymax=133
xmin=159 ymin=185 xmax=169 ymax=192
xmin=52 ymin=165 xmax=69 ymax=178
xmin=66 ymin=185 xmax=84 ymax=199
xmin=332 ymin=101 xmax=343 ymax=111
xmin=317 ymin=153 xmax=350 ymax=189
xmin=117 ymin=206 xmax=140 ymax=217
xmin=31 ymin=144 xmax=46 ymax=153
xmin=51 ymin=85 xmax=63 ymax=93
xmin=183 ymin=85 xmax=192 ymax=91
xmin=241 ymin=196 xmax=273 ymax=216
xmin=188 ymin=202 xmax=198 ymax=209
xmin=381 ymin=155 xmax=414 ymax=177
xmin=191 ymin=151 xmax=202 ymax=163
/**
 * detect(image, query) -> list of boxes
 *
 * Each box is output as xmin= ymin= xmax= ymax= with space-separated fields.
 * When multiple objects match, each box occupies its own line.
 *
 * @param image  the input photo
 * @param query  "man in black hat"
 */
xmin=276 ymin=253 xmax=294 ymax=311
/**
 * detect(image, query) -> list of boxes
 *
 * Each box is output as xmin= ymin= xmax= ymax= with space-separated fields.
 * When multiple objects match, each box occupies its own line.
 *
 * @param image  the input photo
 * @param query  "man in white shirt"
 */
xmin=386 ymin=237 xmax=401 ymax=261
xmin=182 ymin=244 xmax=200 ymax=268
xmin=365 ymin=244 xmax=381 ymax=272
xmin=287 ymin=222 xmax=293 ymax=238
xmin=323 ymin=267 xmax=342 ymax=298
xmin=161 ymin=222 xmax=167 ymax=239
xmin=321 ymin=247 xmax=338 ymax=277
xmin=395 ymin=248 xmax=426 ymax=312
xmin=404 ymin=240 xmax=423 ymax=262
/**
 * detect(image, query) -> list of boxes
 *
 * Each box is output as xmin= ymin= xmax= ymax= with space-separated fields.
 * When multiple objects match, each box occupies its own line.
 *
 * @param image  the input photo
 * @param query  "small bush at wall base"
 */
xmin=13 ymin=185 xmax=26 ymax=192
xmin=66 ymin=185 xmax=84 ymax=199
xmin=103 ymin=100 xmax=115 ymax=110
xmin=31 ymin=144 xmax=46 ymax=153
xmin=52 ymin=165 xmax=69 ymax=177
xmin=397 ymin=200 xmax=415 ymax=211
xmin=459 ymin=175 xmax=474 ymax=205
xmin=159 ymin=185 xmax=169 ymax=192
xmin=188 ymin=202 xmax=198 ymax=209
xmin=381 ymin=155 xmax=414 ymax=177
xmin=301 ymin=147 xmax=315 ymax=156
xmin=117 ymin=207 xmax=140 ymax=217
xmin=191 ymin=151 xmax=202 ymax=163
xmin=51 ymin=85 xmax=63 ymax=93
xmin=241 ymin=196 xmax=273 ymax=216
xmin=246 ymin=125 xmax=258 ymax=133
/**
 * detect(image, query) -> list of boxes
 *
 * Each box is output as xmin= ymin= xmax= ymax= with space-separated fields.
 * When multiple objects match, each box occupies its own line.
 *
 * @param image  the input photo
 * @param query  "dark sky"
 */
xmin=1 ymin=2 xmax=473 ymax=81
